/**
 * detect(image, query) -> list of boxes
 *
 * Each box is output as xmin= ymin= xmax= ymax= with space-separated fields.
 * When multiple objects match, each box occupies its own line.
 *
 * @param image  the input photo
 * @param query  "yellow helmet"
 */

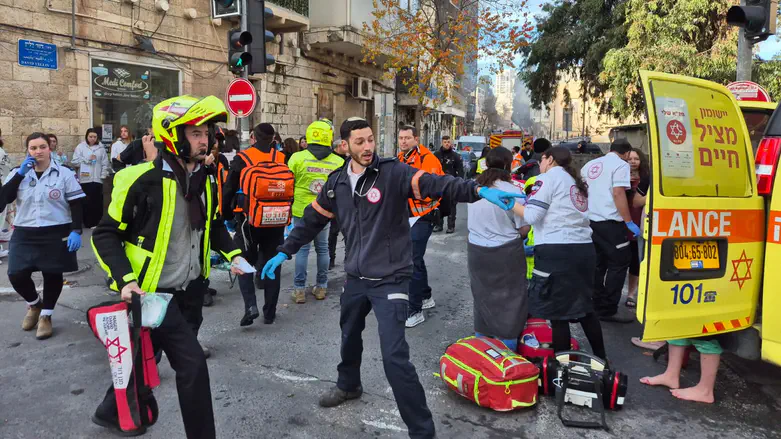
xmin=306 ymin=120 xmax=334 ymax=147
xmin=152 ymin=95 xmax=228 ymax=159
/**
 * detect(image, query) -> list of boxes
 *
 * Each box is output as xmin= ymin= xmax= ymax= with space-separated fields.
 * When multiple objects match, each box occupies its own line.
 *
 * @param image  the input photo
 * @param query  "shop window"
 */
xmin=91 ymin=59 xmax=180 ymax=144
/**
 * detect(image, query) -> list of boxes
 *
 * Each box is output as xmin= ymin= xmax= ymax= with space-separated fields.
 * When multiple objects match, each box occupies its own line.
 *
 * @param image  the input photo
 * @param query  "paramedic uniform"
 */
xmin=280 ymin=155 xmax=483 ymax=439
xmin=581 ymin=152 xmax=632 ymax=317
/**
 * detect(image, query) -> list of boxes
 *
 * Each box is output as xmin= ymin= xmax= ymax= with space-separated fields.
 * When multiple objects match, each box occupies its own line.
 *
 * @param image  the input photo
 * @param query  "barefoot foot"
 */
xmin=670 ymin=386 xmax=714 ymax=404
xmin=640 ymin=373 xmax=680 ymax=389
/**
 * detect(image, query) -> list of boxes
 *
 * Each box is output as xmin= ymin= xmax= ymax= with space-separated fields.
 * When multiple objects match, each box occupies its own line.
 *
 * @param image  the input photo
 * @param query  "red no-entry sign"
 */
xmin=225 ymin=78 xmax=257 ymax=118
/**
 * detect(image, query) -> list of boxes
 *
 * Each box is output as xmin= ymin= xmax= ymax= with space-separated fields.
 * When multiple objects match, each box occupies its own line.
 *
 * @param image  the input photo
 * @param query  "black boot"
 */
xmin=202 ymin=293 xmax=214 ymax=307
xmin=433 ymin=225 xmax=443 ymax=233
xmin=329 ymin=258 xmax=336 ymax=270
xmin=319 ymin=385 xmax=363 ymax=408
xmin=240 ymin=306 xmax=260 ymax=326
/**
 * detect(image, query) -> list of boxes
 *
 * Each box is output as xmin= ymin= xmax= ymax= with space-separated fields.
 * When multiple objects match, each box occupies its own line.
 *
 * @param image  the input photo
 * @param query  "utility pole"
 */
xmin=239 ymin=0 xmax=250 ymax=147
xmin=737 ymin=2 xmax=754 ymax=81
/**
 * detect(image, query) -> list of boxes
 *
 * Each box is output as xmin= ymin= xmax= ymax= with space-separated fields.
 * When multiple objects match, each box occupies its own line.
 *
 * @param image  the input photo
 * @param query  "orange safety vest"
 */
xmin=512 ymin=153 xmax=523 ymax=170
xmin=232 ymin=147 xmax=287 ymax=214
xmin=216 ymin=158 xmax=228 ymax=216
xmin=398 ymin=144 xmax=443 ymax=217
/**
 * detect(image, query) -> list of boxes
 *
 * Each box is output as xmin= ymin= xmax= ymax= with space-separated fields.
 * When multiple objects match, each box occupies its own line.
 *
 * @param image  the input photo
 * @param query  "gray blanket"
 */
xmin=468 ymin=238 xmax=527 ymax=339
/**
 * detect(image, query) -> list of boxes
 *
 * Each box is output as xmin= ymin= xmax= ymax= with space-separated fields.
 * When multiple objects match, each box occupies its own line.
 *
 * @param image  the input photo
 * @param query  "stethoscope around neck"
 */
xmin=327 ymin=162 xmax=380 ymax=199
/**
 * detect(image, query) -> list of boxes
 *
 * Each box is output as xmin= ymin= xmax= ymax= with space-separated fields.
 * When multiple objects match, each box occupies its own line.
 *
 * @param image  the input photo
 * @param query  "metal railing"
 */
xmin=269 ymin=0 xmax=309 ymax=17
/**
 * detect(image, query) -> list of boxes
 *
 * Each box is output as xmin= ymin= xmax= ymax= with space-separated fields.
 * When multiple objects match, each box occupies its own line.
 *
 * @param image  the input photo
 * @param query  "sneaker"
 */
xmin=422 ymin=298 xmax=436 ymax=310
xmin=319 ymin=385 xmax=363 ymax=408
xmin=433 ymin=225 xmax=444 ymax=233
xmin=405 ymin=312 xmax=425 ymax=328
xmin=312 ymin=287 xmax=327 ymax=300
xmin=240 ymin=306 xmax=260 ymax=326
xmin=22 ymin=305 xmax=41 ymax=331
xmin=36 ymin=315 xmax=53 ymax=340
xmin=599 ymin=309 xmax=635 ymax=323
xmin=292 ymin=289 xmax=306 ymax=304
xmin=0 ymin=248 xmax=9 ymax=258
xmin=446 ymin=227 xmax=455 ymax=234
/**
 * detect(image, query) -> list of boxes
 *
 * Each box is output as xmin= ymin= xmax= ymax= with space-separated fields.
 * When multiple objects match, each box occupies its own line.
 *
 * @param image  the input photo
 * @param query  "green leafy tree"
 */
xmin=600 ymin=0 xmax=739 ymax=118
xmin=521 ymin=0 xmax=629 ymax=111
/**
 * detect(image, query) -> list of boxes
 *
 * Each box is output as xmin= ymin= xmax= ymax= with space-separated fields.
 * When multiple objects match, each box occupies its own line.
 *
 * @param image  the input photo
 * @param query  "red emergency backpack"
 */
xmin=437 ymin=336 xmax=539 ymax=411
xmin=519 ymin=318 xmax=580 ymax=359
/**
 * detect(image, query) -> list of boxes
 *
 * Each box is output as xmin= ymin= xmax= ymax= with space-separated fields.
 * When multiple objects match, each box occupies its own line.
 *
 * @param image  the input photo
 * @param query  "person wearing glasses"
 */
xmin=259 ymin=117 xmax=524 ymax=439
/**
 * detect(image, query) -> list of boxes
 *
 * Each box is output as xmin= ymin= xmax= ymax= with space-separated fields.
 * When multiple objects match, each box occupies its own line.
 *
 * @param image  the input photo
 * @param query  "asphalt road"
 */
xmin=1 ymin=205 xmax=781 ymax=438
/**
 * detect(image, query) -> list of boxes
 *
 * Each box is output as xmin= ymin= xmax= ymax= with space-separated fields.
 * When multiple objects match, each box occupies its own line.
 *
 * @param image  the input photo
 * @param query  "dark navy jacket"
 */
xmin=279 ymin=155 xmax=480 ymax=282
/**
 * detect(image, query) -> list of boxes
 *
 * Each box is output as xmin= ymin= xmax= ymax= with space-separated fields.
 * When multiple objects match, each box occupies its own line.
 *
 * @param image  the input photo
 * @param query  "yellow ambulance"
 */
xmin=636 ymin=70 xmax=781 ymax=366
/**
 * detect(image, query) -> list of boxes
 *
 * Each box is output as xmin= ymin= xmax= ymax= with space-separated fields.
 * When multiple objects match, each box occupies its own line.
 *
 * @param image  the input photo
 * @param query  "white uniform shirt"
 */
xmin=581 ymin=152 xmax=630 ymax=222
xmin=468 ymin=180 xmax=528 ymax=247
xmin=111 ymin=140 xmax=130 ymax=161
xmin=523 ymin=166 xmax=592 ymax=245
xmin=6 ymin=160 xmax=86 ymax=227
xmin=72 ymin=142 xmax=110 ymax=184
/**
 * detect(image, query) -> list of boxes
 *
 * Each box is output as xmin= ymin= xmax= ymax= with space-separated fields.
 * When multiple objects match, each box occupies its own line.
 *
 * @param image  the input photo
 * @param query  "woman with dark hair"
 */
xmin=71 ymin=127 xmax=110 ymax=228
xmin=625 ymin=148 xmax=650 ymax=308
xmin=511 ymin=146 xmax=607 ymax=359
xmin=467 ymin=147 xmax=530 ymax=351
xmin=0 ymin=132 xmax=85 ymax=339
xmin=282 ymin=137 xmax=299 ymax=164
xmin=299 ymin=136 xmax=307 ymax=150
xmin=47 ymin=133 xmax=68 ymax=167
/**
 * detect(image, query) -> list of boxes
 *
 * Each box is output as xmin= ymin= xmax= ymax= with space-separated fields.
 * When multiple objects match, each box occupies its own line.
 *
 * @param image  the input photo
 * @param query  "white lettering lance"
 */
xmin=652 ymin=211 xmax=731 ymax=237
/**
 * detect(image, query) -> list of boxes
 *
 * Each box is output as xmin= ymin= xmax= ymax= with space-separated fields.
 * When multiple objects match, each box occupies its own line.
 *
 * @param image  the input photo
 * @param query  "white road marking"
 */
xmin=272 ymin=372 xmax=318 ymax=382
xmin=362 ymin=420 xmax=406 ymax=432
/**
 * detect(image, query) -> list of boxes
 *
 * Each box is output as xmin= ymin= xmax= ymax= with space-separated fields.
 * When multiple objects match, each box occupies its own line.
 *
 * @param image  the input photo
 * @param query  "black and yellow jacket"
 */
xmin=92 ymin=154 xmax=241 ymax=292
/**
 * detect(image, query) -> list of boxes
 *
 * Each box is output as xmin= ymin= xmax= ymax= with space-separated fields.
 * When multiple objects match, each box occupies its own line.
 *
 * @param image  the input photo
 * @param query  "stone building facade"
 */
xmin=0 ymin=0 xmax=397 ymax=160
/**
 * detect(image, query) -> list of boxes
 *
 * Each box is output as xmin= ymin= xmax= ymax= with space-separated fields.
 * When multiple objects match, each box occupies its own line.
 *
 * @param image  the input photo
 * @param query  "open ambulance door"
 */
xmin=759 ymin=109 xmax=781 ymax=366
xmin=637 ymin=71 xmax=765 ymax=342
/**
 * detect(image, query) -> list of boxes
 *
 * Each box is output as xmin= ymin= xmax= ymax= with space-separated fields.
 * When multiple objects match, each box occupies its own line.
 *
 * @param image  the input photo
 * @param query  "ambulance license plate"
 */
xmin=672 ymin=241 xmax=719 ymax=270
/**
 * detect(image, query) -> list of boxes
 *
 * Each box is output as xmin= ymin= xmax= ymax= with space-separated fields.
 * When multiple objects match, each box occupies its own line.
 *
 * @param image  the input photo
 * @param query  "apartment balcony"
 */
xmin=267 ymin=0 xmax=310 ymax=33
xmin=305 ymin=0 xmax=389 ymax=64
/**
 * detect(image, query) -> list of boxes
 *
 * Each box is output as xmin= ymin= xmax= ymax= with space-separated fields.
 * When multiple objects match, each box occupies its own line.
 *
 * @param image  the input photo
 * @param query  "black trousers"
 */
xmin=590 ymin=220 xmax=631 ymax=317
xmin=9 ymin=271 xmax=63 ymax=309
xmin=328 ymin=217 xmax=341 ymax=262
xmin=337 ymin=278 xmax=435 ymax=439
xmin=96 ymin=296 xmax=215 ymax=438
xmin=234 ymin=223 xmax=284 ymax=320
xmin=435 ymin=199 xmax=457 ymax=230
xmin=81 ymin=182 xmax=104 ymax=228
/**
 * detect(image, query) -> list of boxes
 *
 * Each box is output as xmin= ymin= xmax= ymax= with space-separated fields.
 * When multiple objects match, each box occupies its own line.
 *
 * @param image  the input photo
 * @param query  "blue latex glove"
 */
xmin=478 ymin=187 xmax=526 ymax=211
xmin=523 ymin=238 xmax=534 ymax=257
xmin=67 ymin=231 xmax=81 ymax=252
xmin=261 ymin=252 xmax=288 ymax=280
xmin=224 ymin=220 xmax=236 ymax=233
xmin=626 ymin=221 xmax=641 ymax=238
xmin=18 ymin=156 xmax=36 ymax=176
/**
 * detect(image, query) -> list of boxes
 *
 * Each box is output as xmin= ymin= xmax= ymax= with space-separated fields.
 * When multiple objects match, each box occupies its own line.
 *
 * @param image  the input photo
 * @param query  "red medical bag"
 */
xmin=519 ymin=318 xmax=580 ymax=358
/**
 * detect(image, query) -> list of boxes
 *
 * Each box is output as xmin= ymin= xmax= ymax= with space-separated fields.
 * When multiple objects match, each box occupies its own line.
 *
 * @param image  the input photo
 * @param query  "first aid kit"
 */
xmin=436 ymin=336 xmax=539 ymax=411
xmin=535 ymin=351 xmax=628 ymax=431
xmin=87 ymin=296 xmax=160 ymax=435
xmin=519 ymin=318 xmax=580 ymax=359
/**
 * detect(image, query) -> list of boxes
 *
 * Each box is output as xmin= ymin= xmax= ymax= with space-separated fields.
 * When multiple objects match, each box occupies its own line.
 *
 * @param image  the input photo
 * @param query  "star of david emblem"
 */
xmin=105 ymin=336 xmax=128 ymax=363
xmin=730 ymin=250 xmax=753 ymax=290
xmin=669 ymin=121 xmax=683 ymax=139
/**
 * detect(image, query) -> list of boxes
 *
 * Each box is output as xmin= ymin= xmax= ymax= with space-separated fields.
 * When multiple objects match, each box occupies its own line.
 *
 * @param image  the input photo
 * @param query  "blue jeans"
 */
xmin=294 ymin=216 xmax=330 ymax=289
xmin=409 ymin=219 xmax=433 ymax=314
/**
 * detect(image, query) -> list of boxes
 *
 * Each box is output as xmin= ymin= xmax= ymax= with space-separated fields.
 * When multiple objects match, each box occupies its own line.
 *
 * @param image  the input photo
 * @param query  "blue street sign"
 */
xmin=18 ymin=39 xmax=58 ymax=70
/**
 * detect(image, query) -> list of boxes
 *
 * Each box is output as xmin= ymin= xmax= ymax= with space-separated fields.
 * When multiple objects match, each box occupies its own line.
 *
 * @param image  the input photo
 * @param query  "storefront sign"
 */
xmin=92 ymin=61 xmax=152 ymax=100
xmin=18 ymin=40 xmax=58 ymax=70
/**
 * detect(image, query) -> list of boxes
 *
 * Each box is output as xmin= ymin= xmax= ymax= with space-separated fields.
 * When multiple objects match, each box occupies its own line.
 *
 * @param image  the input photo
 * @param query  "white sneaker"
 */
xmin=422 ymin=298 xmax=436 ymax=310
xmin=405 ymin=312 xmax=425 ymax=328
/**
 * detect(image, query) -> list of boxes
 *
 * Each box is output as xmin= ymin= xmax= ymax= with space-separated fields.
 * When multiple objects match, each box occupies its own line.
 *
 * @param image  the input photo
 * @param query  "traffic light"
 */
xmin=727 ymin=0 xmax=778 ymax=42
xmin=247 ymin=0 xmax=276 ymax=75
xmin=228 ymin=30 xmax=253 ymax=75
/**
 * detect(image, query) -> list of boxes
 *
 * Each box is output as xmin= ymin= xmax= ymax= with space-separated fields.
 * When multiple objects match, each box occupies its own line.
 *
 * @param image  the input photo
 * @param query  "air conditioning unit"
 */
xmin=351 ymin=77 xmax=373 ymax=101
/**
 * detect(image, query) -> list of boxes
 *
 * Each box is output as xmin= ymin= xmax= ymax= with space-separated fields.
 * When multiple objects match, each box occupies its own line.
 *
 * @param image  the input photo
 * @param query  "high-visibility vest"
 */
xmin=512 ymin=153 xmax=523 ymax=171
xmin=216 ymin=157 xmax=228 ymax=216
xmin=398 ymin=145 xmax=443 ymax=217
xmin=476 ymin=157 xmax=487 ymax=174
